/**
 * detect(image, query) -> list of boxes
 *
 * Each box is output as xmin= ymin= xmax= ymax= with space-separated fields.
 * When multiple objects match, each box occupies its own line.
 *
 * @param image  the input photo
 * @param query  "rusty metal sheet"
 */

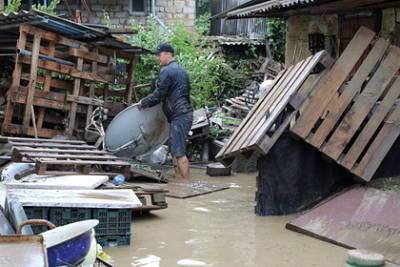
xmin=0 ymin=235 xmax=48 ymax=266
xmin=287 ymin=186 xmax=400 ymax=264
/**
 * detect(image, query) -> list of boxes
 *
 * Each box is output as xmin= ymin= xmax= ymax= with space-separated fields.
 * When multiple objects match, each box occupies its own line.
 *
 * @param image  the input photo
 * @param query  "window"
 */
xmin=129 ymin=0 xmax=147 ymax=15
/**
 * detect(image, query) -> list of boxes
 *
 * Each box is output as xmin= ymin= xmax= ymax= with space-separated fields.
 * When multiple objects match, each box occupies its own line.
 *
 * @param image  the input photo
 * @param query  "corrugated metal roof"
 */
xmin=227 ymin=0 xmax=318 ymax=18
xmin=212 ymin=0 xmax=326 ymax=19
xmin=0 ymin=10 xmax=149 ymax=53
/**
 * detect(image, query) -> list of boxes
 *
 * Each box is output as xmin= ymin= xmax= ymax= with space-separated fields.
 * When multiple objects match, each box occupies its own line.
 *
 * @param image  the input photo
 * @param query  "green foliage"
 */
xmin=195 ymin=12 xmax=211 ymax=35
xmin=196 ymin=0 xmax=211 ymax=16
xmin=267 ymin=18 xmax=286 ymax=63
xmin=4 ymin=0 xmax=21 ymax=14
xmin=33 ymin=0 xmax=60 ymax=14
xmin=128 ymin=17 xmax=246 ymax=109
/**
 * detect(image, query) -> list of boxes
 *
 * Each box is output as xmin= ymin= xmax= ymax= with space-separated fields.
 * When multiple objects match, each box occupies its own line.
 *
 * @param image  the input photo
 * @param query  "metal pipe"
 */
xmin=16 ymin=49 xmax=75 ymax=66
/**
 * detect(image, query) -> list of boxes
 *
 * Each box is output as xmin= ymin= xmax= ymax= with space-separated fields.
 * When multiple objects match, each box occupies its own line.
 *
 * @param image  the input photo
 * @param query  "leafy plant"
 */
xmin=33 ymin=0 xmax=60 ymax=14
xmin=195 ymin=12 xmax=211 ymax=35
xmin=267 ymin=18 xmax=286 ymax=63
xmin=127 ymin=17 xmax=247 ymax=108
xmin=4 ymin=0 xmax=21 ymax=14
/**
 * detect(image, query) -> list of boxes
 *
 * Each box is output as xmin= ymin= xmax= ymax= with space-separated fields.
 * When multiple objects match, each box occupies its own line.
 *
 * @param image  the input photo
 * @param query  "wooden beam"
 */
xmin=2 ymin=26 xmax=27 ymax=132
xmin=66 ymin=57 xmax=84 ymax=137
xmin=37 ymin=41 xmax=56 ymax=130
xmin=125 ymin=55 xmax=138 ymax=104
xmin=22 ymin=31 xmax=41 ymax=133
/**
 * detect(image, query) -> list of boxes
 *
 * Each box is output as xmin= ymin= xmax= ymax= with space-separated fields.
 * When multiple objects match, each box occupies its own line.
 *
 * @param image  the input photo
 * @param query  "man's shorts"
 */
xmin=169 ymin=112 xmax=193 ymax=158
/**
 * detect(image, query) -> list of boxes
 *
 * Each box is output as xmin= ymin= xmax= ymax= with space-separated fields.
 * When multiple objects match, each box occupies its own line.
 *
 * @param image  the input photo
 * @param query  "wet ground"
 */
xmin=105 ymin=169 xmax=362 ymax=267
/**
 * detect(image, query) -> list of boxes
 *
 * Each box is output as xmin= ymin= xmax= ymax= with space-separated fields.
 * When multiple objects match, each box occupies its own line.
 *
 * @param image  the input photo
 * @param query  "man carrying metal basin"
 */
xmin=139 ymin=43 xmax=193 ymax=180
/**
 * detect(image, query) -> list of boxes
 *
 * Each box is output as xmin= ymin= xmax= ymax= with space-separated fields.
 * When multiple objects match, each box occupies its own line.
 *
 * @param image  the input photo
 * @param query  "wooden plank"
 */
xmin=291 ymin=27 xmax=376 ymax=138
xmin=66 ymin=95 xmax=103 ymax=106
xmin=4 ymin=175 xmax=109 ymax=190
xmin=18 ymin=56 xmax=111 ymax=83
xmin=125 ymin=56 xmax=138 ymax=104
xmin=234 ymin=57 xmax=312 ymax=152
xmin=216 ymin=68 xmax=287 ymax=159
xmin=20 ymin=152 xmax=119 ymax=161
xmin=69 ymin=47 xmax=108 ymax=64
xmin=2 ymin=26 xmax=27 ymax=132
xmin=244 ymin=52 xmax=327 ymax=151
xmin=354 ymin=103 xmax=400 ymax=181
xmin=14 ymin=148 xmax=108 ymax=154
xmin=36 ymin=159 xmax=130 ymax=166
xmin=66 ymin=57 xmax=83 ymax=137
xmin=20 ymin=25 xmax=88 ymax=51
xmin=3 ymin=137 xmax=85 ymax=144
xmin=9 ymin=142 xmax=96 ymax=149
xmin=37 ymin=41 xmax=56 ymax=130
xmin=342 ymin=77 xmax=400 ymax=170
xmin=219 ymin=63 xmax=296 ymax=156
xmin=309 ymin=38 xmax=390 ymax=148
xmin=85 ymin=49 xmax=98 ymax=139
xmin=8 ymin=189 xmax=142 ymax=209
xmin=5 ymin=124 xmax=62 ymax=139
xmin=21 ymin=73 xmax=73 ymax=91
xmin=322 ymin=46 xmax=400 ymax=160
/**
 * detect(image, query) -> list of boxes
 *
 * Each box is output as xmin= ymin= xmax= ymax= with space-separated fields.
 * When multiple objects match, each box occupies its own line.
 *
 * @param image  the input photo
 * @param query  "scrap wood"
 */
xmin=287 ymin=186 xmax=400 ymax=265
xmin=8 ymin=189 xmax=142 ymax=209
xmin=290 ymin=27 xmax=400 ymax=182
xmin=216 ymin=50 xmax=332 ymax=165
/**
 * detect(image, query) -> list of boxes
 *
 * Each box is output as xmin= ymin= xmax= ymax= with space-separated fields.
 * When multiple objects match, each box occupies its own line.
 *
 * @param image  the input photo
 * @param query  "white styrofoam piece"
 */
xmin=4 ymin=175 xmax=109 ymax=190
xmin=8 ymin=189 xmax=142 ymax=209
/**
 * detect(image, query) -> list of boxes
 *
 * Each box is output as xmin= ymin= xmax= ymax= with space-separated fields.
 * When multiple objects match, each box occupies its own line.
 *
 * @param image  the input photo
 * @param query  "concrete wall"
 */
xmin=285 ymin=14 xmax=339 ymax=66
xmin=284 ymin=8 xmax=398 ymax=66
xmin=56 ymin=0 xmax=196 ymax=29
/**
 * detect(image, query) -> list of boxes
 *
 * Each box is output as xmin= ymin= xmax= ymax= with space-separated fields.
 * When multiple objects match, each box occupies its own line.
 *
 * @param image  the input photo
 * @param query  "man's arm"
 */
xmin=140 ymin=70 xmax=171 ymax=108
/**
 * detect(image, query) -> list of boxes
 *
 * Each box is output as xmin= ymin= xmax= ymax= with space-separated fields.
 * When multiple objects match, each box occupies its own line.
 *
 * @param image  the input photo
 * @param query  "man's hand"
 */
xmin=137 ymin=100 xmax=144 ymax=111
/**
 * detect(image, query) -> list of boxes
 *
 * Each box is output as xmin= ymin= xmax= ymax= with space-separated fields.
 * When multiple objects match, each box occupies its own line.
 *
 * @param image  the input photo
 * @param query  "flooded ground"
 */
xmin=106 ymin=169 xmax=354 ymax=266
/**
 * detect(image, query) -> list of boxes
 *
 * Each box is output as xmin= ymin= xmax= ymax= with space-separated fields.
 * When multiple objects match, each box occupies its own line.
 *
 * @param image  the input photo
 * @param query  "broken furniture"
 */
xmin=0 ymin=10 xmax=147 ymax=139
xmin=287 ymin=186 xmax=400 ymax=265
xmin=9 ymin=188 xmax=142 ymax=247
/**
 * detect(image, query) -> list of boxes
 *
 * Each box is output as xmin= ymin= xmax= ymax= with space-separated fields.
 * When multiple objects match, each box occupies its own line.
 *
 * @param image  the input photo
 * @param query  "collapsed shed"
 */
xmin=0 ymin=10 xmax=148 ymax=139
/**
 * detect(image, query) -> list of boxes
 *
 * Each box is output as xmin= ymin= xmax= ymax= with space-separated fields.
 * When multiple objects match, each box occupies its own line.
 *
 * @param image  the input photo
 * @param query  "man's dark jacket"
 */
xmin=141 ymin=60 xmax=193 ymax=121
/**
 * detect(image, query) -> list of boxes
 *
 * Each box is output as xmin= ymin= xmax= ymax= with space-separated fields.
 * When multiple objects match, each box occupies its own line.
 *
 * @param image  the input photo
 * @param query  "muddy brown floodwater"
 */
xmin=106 ymin=169 xmax=351 ymax=267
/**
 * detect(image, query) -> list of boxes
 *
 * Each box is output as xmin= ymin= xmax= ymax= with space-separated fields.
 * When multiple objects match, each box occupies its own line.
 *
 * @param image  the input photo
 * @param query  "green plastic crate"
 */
xmin=96 ymin=235 xmax=131 ymax=247
xmin=92 ymin=209 xmax=131 ymax=236
xmin=49 ymin=207 xmax=92 ymax=226
xmin=24 ymin=207 xmax=50 ymax=234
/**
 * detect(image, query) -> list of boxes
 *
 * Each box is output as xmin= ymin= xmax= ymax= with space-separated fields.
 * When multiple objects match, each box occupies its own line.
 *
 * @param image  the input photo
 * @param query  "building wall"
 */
xmin=284 ymin=8 xmax=398 ymax=67
xmin=285 ymin=14 xmax=339 ymax=66
xmin=56 ymin=0 xmax=196 ymax=29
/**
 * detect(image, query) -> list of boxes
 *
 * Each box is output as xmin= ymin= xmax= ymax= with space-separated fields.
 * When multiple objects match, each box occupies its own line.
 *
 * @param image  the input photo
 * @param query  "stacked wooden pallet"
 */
xmin=291 ymin=27 xmax=400 ymax=182
xmin=217 ymin=50 xmax=333 ymax=165
xmin=4 ymin=137 xmax=131 ymax=176
xmin=2 ymin=24 xmax=139 ymax=139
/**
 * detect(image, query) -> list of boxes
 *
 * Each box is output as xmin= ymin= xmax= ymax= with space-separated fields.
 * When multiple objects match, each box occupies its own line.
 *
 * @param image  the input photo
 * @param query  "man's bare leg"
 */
xmin=176 ymin=156 xmax=190 ymax=180
xmin=173 ymin=157 xmax=183 ymax=179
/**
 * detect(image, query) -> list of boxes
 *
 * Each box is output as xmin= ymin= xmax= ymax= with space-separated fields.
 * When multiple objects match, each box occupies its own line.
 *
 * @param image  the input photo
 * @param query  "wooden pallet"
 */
xmin=8 ymin=138 xmax=131 ymax=176
xmin=2 ymin=25 xmax=139 ymax=138
xmin=216 ymin=50 xmax=333 ymax=165
xmin=291 ymin=27 xmax=400 ymax=182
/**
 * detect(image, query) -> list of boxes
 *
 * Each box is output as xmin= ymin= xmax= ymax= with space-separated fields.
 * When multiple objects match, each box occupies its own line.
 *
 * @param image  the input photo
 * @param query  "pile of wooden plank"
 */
xmin=2 ymin=23 xmax=142 ymax=139
xmin=217 ymin=26 xmax=400 ymax=182
xmin=217 ymin=50 xmax=333 ymax=165
xmin=291 ymin=27 xmax=400 ymax=182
